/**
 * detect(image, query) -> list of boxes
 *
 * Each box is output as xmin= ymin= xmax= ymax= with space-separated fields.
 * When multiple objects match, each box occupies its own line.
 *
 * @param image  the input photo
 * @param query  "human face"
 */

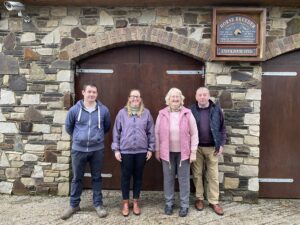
xmin=82 ymin=86 xmax=98 ymax=103
xmin=169 ymin=93 xmax=181 ymax=109
xmin=128 ymin=90 xmax=141 ymax=107
xmin=196 ymin=88 xmax=210 ymax=107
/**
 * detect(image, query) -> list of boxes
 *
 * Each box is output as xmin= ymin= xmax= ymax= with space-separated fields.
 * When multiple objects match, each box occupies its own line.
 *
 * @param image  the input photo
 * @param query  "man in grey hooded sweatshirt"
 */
xmin=61 ymin=84 xmax=111 ymax=220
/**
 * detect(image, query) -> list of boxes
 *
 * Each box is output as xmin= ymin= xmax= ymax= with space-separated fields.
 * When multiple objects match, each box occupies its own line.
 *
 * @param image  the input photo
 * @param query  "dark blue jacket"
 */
xmin=190 ymin=100 xmax=226 ymax=150
xmin=65 ymin=100 xmax=111 ymax=152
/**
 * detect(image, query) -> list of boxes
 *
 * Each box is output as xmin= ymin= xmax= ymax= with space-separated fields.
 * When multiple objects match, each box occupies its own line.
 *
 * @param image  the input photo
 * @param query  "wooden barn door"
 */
xmin=75 ymin=45 xmax=204 ymax=190
xmin=259 ymin=50 xmax=300 ymax=198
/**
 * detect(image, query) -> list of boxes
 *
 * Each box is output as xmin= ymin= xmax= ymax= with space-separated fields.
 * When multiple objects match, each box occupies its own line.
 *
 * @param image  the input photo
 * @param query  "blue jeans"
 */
xmin=70 ymin=150 xmax=104 ymax=208
xmin=121 ymin=153 xmax=147 ymax=200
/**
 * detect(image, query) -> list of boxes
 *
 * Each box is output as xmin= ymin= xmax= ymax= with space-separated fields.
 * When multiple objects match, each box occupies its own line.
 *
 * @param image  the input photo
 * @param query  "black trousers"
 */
xmin=121 ymin=153 xmax=147 ymax=200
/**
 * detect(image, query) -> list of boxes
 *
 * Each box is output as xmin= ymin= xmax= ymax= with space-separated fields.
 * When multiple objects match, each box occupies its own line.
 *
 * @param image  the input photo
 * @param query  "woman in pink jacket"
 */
xmin=155 ymin=87 xmax=198 ymax=217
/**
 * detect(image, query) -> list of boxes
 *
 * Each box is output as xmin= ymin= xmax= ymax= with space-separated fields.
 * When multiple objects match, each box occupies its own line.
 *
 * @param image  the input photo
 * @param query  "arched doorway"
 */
xmin=75 ymin=44 xmax=205 ymax=190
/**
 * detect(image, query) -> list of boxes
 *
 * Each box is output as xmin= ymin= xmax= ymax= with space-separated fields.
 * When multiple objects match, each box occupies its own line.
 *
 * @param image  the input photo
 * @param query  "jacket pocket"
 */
xmin=73 ymin=129 xmax=89 ymax=145
xmin=89 ymin=129 xmax=102 ymax=144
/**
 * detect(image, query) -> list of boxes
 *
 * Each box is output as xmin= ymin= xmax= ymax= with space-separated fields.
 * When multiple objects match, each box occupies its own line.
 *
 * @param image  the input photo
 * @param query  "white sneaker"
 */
xmin=60 ymin=206 xmax=80 ymax=220
xmin=95 ymin=206 xmax=108 ymax=218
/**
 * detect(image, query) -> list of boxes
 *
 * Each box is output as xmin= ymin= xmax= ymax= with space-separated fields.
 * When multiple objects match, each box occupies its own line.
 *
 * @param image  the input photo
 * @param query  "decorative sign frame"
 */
xmin=211 ymin=7 xmax=266 ymax=61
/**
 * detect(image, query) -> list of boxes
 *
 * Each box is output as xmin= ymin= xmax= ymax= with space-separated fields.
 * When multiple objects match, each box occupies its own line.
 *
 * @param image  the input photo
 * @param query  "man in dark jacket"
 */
xmin=61 ymin=84 xmax=111 ymax=220
xmin=190 ymin=87 xmax=226 ymax=216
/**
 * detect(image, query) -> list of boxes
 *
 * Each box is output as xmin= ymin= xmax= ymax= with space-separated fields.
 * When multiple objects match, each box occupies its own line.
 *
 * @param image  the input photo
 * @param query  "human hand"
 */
xmin=114 ymin=151 xmax=122 ymax=162
xmin=190 ymin=152 xmax=196 ymax=163
xmin=214 ymin=146 xmax=224 ymax=156
xmin=146 ymin=151 xmax=152 ymax=161
xmin=155 ymin=150 xmax=160 ymax=162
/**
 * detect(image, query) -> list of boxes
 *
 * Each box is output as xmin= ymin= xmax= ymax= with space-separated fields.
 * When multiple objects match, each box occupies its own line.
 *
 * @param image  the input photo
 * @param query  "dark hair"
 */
xmin=82 ymin=84 xmax=98 ymax=91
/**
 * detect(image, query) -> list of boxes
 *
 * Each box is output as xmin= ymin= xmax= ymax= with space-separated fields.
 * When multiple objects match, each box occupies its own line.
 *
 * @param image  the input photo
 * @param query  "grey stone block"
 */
xmin=51 ymin=60 xmax=72 ymax=70
xmin=3 ymin=32 xmax=16 ymax=50
xmin=20 ymin=122 xmax=33 ymax=133
xmin=0 ymin=53 xmax=19 ymax=75
xmin=9 ymin=76 xmax=27 ymax=91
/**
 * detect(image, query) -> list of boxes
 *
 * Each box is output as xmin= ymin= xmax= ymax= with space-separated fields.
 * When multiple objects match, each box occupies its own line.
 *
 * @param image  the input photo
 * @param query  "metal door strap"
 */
xmin=262 ymin=72 xmax=297 ymax=76
xmin=84 ymin=173 xmax=112 ymax=178
xmin=259 ymin=178 xmax=294 ymax=183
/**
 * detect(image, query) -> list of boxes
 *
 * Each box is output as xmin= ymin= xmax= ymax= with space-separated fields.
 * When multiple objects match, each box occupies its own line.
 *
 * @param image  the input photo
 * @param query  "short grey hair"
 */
xmin=196 ymin=87 xmax=210 ymax=96
xmin=165 ymin=87 xmax=185 ymax=106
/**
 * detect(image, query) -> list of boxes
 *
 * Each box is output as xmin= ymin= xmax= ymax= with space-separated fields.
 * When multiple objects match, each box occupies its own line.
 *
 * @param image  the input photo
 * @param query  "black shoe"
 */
xmin=164 ymin=205 xmax=173 ymax=215
xmin=179 ymin=207 xmax=189 ymax=217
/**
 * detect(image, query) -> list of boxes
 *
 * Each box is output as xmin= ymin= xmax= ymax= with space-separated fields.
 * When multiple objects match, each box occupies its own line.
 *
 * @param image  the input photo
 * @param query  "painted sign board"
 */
xmin=217 ymin=46 xmax=258 ymax=56
xmin=211 ymin=8 xmax=266 ymax=61
xmin=217 ymin=15 xmax=258 ymax=45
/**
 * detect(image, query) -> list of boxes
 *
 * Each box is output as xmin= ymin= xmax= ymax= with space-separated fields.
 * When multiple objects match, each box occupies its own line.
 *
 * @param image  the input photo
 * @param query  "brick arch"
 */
xmin=265 ymin=34 xmax=300 ymax=60
xmin=62 ymin=27 xmax=210 ymax=62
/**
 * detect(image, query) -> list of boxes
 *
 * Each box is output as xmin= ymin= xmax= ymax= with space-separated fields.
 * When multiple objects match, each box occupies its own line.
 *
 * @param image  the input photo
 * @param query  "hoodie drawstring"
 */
xmin=77 ymin=107 xmax=82 ymax=122
xmin=77 ymin=104 xmax=101 ymax=130
xmin=167 ymin=159 xmax=182 ymax=169
xmin=98 ymin=106 xmax=101 ymax=129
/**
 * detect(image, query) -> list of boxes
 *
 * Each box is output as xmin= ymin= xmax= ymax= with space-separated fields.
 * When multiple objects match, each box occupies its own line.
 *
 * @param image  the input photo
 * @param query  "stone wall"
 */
xmin=205 ymin=62 xmax=261 ymax=202
xmin=0 ymin=6 xmax=300 ymax=201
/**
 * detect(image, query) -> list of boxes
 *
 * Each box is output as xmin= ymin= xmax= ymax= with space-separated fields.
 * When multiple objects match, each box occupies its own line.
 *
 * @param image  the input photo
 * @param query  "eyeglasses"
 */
xmin=129 ymin=95 xmax=141 ymax=99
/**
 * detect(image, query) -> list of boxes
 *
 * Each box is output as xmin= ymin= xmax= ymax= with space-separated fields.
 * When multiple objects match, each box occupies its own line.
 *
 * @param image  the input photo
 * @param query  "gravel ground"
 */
xmin=0 ymin=190 xmax=299 ymax=225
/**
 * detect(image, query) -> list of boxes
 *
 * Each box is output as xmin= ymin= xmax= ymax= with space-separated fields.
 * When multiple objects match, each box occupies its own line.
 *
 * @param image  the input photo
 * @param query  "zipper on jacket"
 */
xmin=87 ymin=113 xmax=91 ymax=151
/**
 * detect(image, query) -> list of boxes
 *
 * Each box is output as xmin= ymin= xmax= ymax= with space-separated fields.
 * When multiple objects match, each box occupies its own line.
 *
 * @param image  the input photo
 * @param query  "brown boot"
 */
xmin=122 ymin=200 xmax=129 ymax=217
xmin=133 ymin=199 xmax=141 ymax=215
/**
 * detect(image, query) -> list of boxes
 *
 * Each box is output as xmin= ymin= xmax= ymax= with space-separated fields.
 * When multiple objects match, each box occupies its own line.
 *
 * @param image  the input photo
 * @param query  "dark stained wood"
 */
xmin=1 ymin=0 xmax=300 ymax=7
xmin=211 ymin=8 xmax=266 ymax=62
xmin=259 ymin=50 xmax=300 ymax=198
xmin=76 ymin=45 xmax=204 ymax=190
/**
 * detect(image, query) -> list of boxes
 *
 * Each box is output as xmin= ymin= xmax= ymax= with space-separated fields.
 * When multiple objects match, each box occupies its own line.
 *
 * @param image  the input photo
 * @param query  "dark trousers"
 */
xmin=121 ymin=153 xmax=147 ymax=200
xmin=70 ymin=150 xmax=104 ymax=208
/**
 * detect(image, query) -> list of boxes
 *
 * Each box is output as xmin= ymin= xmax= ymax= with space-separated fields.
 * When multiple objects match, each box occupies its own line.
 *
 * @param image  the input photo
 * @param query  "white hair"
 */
xmin=165 ymin=87 xmax=185 ymax=106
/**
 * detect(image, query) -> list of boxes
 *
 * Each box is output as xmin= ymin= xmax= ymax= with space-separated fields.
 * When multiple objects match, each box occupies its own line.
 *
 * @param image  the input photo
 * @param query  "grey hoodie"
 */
xmin=65 ymin=100 xmax=111 ymax=152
